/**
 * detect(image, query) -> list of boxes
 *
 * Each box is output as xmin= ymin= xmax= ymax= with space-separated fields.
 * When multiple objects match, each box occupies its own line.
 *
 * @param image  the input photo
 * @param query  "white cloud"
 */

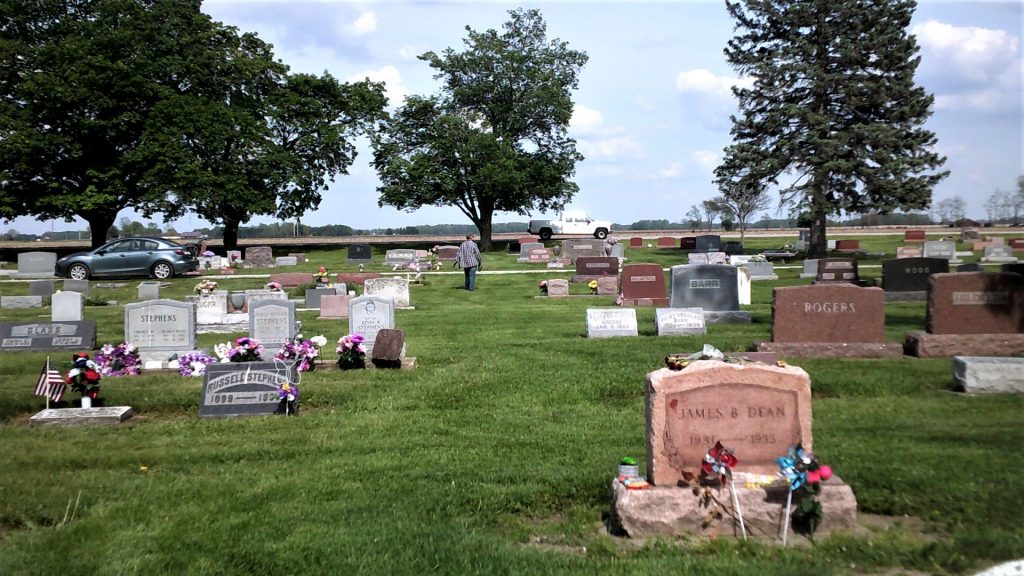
xmin=657 ymin=162 xmax=684 ymax=178
xmin=570 ymin=104 xmax=604 ymax=134
xmin=691 ymin=150 xmax=719 ymax=174
xmin=348 ymin=65 xmax=407 ymax=107
xmin=913 ymin=19 xmax=1019 ymax=83
xmin=675 ymin=68 xmax=752 ymax=100
xmin=633 ymin=95 xmax=656 ymax=112
xmin=577 ymin=135 xmax=643 ymax=160
xmin=348 ymin=12 xmax=377 ymax=36
xmin=397 ymin=46 xmax=421 ymax=61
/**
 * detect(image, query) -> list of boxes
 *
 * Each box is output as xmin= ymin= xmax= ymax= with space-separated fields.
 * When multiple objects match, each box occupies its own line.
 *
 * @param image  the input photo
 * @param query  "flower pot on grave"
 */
xmin=229 ymin=292 xmax=246 ymax=313
xmin=337 ymin=357 xmax=366 ymax=370
xmin=80 ymin=395 xmax=92 ymax=409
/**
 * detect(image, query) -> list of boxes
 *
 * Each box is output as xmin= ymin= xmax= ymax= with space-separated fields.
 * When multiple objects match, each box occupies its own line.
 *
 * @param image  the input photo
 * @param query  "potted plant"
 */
xmin=94 ymin=342 xmax=141 ymax=377
xmin=275 ymin=334 xmax=326 ymax=372
xmin=336 ymin=333 xmax=367 ymax=370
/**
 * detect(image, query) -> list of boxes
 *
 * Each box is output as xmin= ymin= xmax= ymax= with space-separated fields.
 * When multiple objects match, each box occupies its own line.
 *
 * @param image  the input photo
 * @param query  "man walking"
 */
xmin=454 ymin=233 xmax=482 ymax=291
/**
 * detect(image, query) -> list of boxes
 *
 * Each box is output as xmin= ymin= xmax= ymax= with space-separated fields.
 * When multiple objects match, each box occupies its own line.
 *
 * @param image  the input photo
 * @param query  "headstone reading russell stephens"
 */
xmin=199 ymin=361 xmax=299 ymax=418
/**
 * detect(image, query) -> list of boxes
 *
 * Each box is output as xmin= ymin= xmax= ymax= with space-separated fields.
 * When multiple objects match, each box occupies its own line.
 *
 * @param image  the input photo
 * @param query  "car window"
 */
xmin=105 ymin=240 xmax=131 ymax=253
xmin=139 ymin=240 xmax=159 ymax=251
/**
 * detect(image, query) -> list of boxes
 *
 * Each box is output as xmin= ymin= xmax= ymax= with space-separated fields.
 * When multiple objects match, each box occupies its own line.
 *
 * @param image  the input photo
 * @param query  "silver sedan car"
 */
xmin=54 ymin=237 xmax=200 ymax=280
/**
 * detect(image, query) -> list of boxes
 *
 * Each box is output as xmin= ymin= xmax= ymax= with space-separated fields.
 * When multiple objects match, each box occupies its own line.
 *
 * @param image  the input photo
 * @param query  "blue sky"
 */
xmin=9 ymin=0 xmax=1022 ymax=234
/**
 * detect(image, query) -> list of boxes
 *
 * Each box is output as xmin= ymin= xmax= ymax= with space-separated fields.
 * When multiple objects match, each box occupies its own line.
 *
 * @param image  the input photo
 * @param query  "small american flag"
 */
xmin=34 ymin=357 xmax=66 ymax=403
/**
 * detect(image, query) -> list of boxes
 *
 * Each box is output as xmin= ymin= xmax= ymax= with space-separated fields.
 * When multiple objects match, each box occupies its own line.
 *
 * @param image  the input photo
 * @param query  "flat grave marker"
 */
xmin=586 ymin=308 xmax=638 ymax=338
xmin=655 ymin=308 xmax=706 ymax=335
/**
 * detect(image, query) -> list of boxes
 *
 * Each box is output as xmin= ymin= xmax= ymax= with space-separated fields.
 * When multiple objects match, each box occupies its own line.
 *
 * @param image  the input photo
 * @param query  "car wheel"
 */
xmin=594 ymin=228 xmax=608 ymax=240
xmin=68 ymin=263 xmax=90 ymax=280
xmin=152 ymin=261 xmax=174 ymax=279
xmin=539 ymin=229 xmax=552 ymax=241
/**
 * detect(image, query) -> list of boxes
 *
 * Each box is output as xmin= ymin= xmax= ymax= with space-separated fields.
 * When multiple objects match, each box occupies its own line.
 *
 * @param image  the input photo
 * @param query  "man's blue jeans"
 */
xmin=464 ymin=266 xmax=477 ymax=291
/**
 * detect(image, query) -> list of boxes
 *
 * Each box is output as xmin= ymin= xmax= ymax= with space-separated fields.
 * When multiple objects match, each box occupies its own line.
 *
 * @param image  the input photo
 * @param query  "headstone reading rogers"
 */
xmin=14 ymin=252 xmax=57 ymax=278
xmin=0 ymin=320 xmax=97 ymax=352
xmin=815 ymin=258 xmax=858 ymax=283
xmin=199 ymin=361 xmax=299 ymax=418
xmin=124 ymin=299 xmax=196 ymax=363
xmin=669 ymin=265 xmax=749 ymax=323
xmin=51 ymin=291 xmax=84 ymax=322
xmin=349 ymin=295 xmax=395 ymax=353
xmin=249 ymin=300 xmax=297 ymax=351
xmin=620 ymin=264 xmax=667 ymax=306
xmin=646 ymin=360 xmax=813 ymax=481
xmin=574 ymin=256 xmax=619 ymax=281
xmin=767 ymin=284 xmax=888 ymax=344
xmin=364 ymin=277 xmax=411 ymax=308
xmin=585 ymin=308 xmax=638 ymax=338
xmin=561 ymin=239 xmax=605 ymax=263
xmin=655 ymin=308 xmax=706 ymax=335
xmin=244 ymin=246 xmax=274 ymax=269
xmin=347 ymin=244 xmax=373 ymax=263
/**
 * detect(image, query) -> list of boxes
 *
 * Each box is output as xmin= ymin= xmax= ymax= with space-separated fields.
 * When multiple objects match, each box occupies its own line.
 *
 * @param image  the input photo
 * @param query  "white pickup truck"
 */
xmin=527 ymin=211 xmax=613 ymax=241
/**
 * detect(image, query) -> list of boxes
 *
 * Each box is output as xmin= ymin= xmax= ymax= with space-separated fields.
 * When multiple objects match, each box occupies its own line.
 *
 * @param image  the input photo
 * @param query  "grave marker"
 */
xmin=586 ymin=308 xmax=638 ymax=338
xmin=137 ymin=282 xmax=160 ymax=301
xmin=669 ymin=265 xmax=740 ymax=312
xmin=29 ymin=280 xmax=55 ymax=304
xmin=679 ymin=237 xmax=696 ymax=250
xmin=527 ymin=248 xmax=551 ymax=263
xmin=882 ymin=257 xmax=948 ymax=294
xmin=545 ymin=279 xmax=569 ymax=297
xmin=574 ymin=256 xmax=619 ymax=281
xmin=194 ymin=292 xmax=228 ymax=325
xmin=51 ymin=291 xmax=84 ymax=322
xmin=655 ymin=308 xmax=706 ymax=335
xmin=124 ymin=299 xmax=196 ymax=363
xmin=248 ymin=300 xmax=297 ymax=350
xmin=518 ymin=242 xmax=545 ymax=262
xmin=656 ymin=237 xmax=676 ymax=248
xmin=14 ymin=252 xmax=57 ymax=278
xmin=317 ymin=294 xmax=352 ymax=319
xmin=694 ymin=235 xmax=721 ymax=253
xmin=621 ymin=264 xmax=667 ymax=306
xmin=630 ymin=237 xmax=643 ymax=248
xmin=815 ymin=258 xmax=858 ymax=283
xmin=244 ymin=246 xmax=274 ymax=268
xmin=199 ymin=361 xmax=299 ymax=418
xmin=982 ymin=245 xmax=1018 ymax=263
xmin=903 ymin=230 xmax=927 ymax=242
xmin=62 ymin=279 xmax=89 ymax=295
xmin=371 ymin=328 xmax=405 ymax=368
xmin=347 ymin=244 xmax=373 ymax=263
xmin=923 ymin=240 xmax=956 ymax=261
xmin=0 ymin=320 xmax=97 ymax=351
xmin=349 ymin=295 xmax=395 ymax=353
xmin=304 ymin=287 xmax=338 ymax=310
xmin=561 ymin=239 xmax=605 ymax=262
xmin=1 ymin=295 xmax=42 ymax=309
xmin=436 ymin=246 xmax=459 ymax=262
xmin=275 ymin=256 xmax=298 ymax=267
xmin=383 ymin=249 xmax=417 ymax=268
xmin=896 ymin=246 xmax=923 ymax=259
xmin=596 ymin=276 xmax=618 ymax=295
xmin=364 ymin=277 xmax=411 ymax=308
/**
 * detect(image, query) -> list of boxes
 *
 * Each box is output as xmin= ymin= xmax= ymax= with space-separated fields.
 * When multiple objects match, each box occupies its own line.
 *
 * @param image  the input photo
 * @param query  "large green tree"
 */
xmin=0 ymin=0 xmax=215 ymax=247
xmin=371 ymin=8 xmax=587 ymax=251
xmin=146 ymin=27 xmax=387 ymax=249
xmin=715 ymin=0 xmax=948 ymax=258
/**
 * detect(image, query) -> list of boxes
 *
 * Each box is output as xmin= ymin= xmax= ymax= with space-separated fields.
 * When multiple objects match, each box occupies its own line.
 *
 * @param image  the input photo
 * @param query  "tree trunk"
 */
xmin=222 ymin=216 xmax=240 ymax=250
xmin=477 ymin=217 xmax=493 ymax=252
xmin=808 ymin=178 xmax=830 ymax=259
xmin=86 ymin=212 xmax=117 ymax=249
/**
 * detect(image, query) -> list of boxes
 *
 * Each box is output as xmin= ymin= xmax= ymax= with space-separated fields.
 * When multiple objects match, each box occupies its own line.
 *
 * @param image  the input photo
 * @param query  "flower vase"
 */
xmin=230 ymin=292 xmax=246 ymax=313
xmin=80 ymin=395 xmax=92 ymax=409
xmin=338 ymin=357 xmax=365 ymax=370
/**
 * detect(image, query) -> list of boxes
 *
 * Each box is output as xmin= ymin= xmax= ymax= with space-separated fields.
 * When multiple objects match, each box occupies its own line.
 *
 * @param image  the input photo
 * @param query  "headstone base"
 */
xmin=749 ymin=275 xmax=779 ymax=281
xmin=799 ymin=273 xmax=817 ymax=279
xmin=704 ymin=311 xmax=751 ymax=324
xmin=571 ymin=274 xmax=616 ymax=283
xmin=610 ymin=476 xmax=858 ymax=540
xmin=756 ymin=341 xmax=903 ymax=358
xmin=953 ymin=356 xmax=1024 ymax=393
xmin=904 ymin=331 xmax=1024 ymax=358
xmin=883 ymin=290 xmax=928 ymax=302
xmin=30 ymin=406 xmax=134 ymax=427
xmin=622 ymin=298 xmax=669 ymax=307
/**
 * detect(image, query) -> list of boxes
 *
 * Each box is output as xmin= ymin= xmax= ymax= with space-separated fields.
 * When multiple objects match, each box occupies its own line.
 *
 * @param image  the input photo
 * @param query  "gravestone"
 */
xmin=923 ymin=240 xmax=956 ymax=261
xmin=14 ymin=252 xmax=57 ymax=278
xmin=516 ymin=236 xmax=535 ymax=246
xmin=62 ymin=279 xmax=89 ymax=296
xmin=596 ymin=276 xmax=618 ymax=295
xmin=194 ymin=292 xmax=228 ymax=325
xmin=688 ymin=253 xmax=710 ymax=265
xmin=545 ymin=279 xmax=569 ymax=297
xmin=953 ymin=356 xmax=1024 ymax=394
xmin=244 ymin=246 xmax=274 ymax=268
xmin=835 ymin=239 xmax=860 ymax=252
xmin=198 ymin=361 xmax=299 ymax=418
xmin=815 ymin=258 xmax=858 ymax=283
xmin=957 ymin=263 xmax=984 ymax=273
xmin=669 ymin=265 xmax=749 ymax=323
xmin=904 ymin=230 xmax=927 ymax=242
xmin=506 ymin=241 xmax=522 ymax=255
xmin=961 ymin=228 xmax=981 ymax=242
xmin=679 ymin=237 xmax=696 ymax=250
xmin=1 ymin=296 xmax=42 ymax=309
xmin=654 ymin=308 xmax=706 ymax=335
xmin=800 ymin=259 xmax=819 ymax=279
xmin=226 ymin=250 xmax=243 ymax=264
xmin=249 ymin=300 xmax=297 ymax=350
xmin=317 ymin=294 xmax=352 ymax=319
xmin=608 ymin=243 xmax=625 ymax=259
xmin=287 ymin=252 xmax=307 ymax=263
xmin=694 ymin=235 xmax=721 ymax=253
xmin=364 ymin=277 xmax=411 ymax=308
xmin=722 ymin=241 xmax=743 ymax=256
xmin=630 ymin=237 xmax=643 ymax=248
xmin=268 ymin=272 xmax=313 ymax=288
xmin=982 ymin=245 xmax=1018 ymax=263
xmin=574 ymin=257 xmax=619 ymax=281
xmin=51 ymin=291 xmax=84 ymax=322
xmin=349 ymin=295 xmax=395 ymax=353
xmin=620 ymin=264 xmax=667 ymax=306
xmin=728 ymin=255 xmax=753 ymax=266
xmin=384 ymin=249 xmax=417 ymax=267
xmin=881 ymin=257 xmax=948 ymax=298
xmin=737 ymin=267 xmax=752 ymax=305
xmin=0 ymin=320 xmax=97 ymax=352
xmin=124 ymin=299 xmax=196 ymax=363
xmin=275 ymin=256 xmax=298 ymax=267
xmin=29 ymin=280 xmax=56 ymax=304
xmin=347 ymin=244 xmax=373 ymax=263
xmin=518 ymin=242 xmax=545 ymax=262
xmin=304 ymin=287 xmax=338 ymax=310
xmin=905 ymin=272 xmax=1024 ymax=357
xmin=335 ymin=272 xmax=382 ymax=286
xmin=561 ymin=239 xmax=605 ymax=263
xmin=137 ymin=282 xmax=160 ymax=301
xmin=436 ymin=246 xmax=459 ymax=262
xmin=742 ymin=261 xmax=777 ymax=281
xmin=527 ymin=248 xmax=551 ymax=263
xmin=244 ymin=289 xmax=289 ymax=307
xmin=657 ymin=237 xmax=676 ymax=248
xmin=585 ymin=308 xmax=638 ymax=338
xmin=371 ymin=328 xmax=405 ymax=368
xmin=896 ymin=246 xmax=923 ymax=259
xmin=30 ymin=406 xmax=134 ymax=427
xmin=646 ymin=360 xmax=812 ymax=480
xmin=1010 ymin=238 xmax=1024 ymax=251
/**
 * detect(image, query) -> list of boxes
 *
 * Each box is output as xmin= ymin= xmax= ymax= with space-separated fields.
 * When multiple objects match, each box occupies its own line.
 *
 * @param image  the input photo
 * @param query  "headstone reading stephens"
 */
xmin=199 ymin=361 xmax=299 ymax=418
xmin=14 ymin=252 xmax=57 ymax=278
xmin=0 ymin=320 xmax=98 ymax=352
xmin=51 ymin=291 xmax=84 ymax=322
xmin=348 ymin=295 xmax=395 ymax=353
xmin=815 ymin=258 xmax=858 ymax=283
xmin=585 ymin=308 xmax=638 ymax=338
xmin=654 ymin=307 xmax=706 ymax=335
xmin=124 ymin=299 xmax=197 ymax=363
xmin=364 ymin=277 xmax=411 ymax=308
xmin=244 ymin=246 xmax=274 ymax=269
xmin=620 ymin=264 xmax=667 ymax=307
xmin=248 ymin=300 xmax=297 ymax=351
xmin=669 ymin=265 xmax=749 ymax=323
xmin=347 ymin=244 xmax=373 ymax=263
xmin=881 ymin=257 xmax=948 ymax=299
xmin=574 ymin=257 xmax=619 ymax=281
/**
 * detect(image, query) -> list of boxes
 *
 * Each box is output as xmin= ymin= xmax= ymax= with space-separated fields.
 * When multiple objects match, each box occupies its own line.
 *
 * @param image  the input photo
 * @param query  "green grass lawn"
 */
xmin=0 ymin=236 xmax=1021 ymax=575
